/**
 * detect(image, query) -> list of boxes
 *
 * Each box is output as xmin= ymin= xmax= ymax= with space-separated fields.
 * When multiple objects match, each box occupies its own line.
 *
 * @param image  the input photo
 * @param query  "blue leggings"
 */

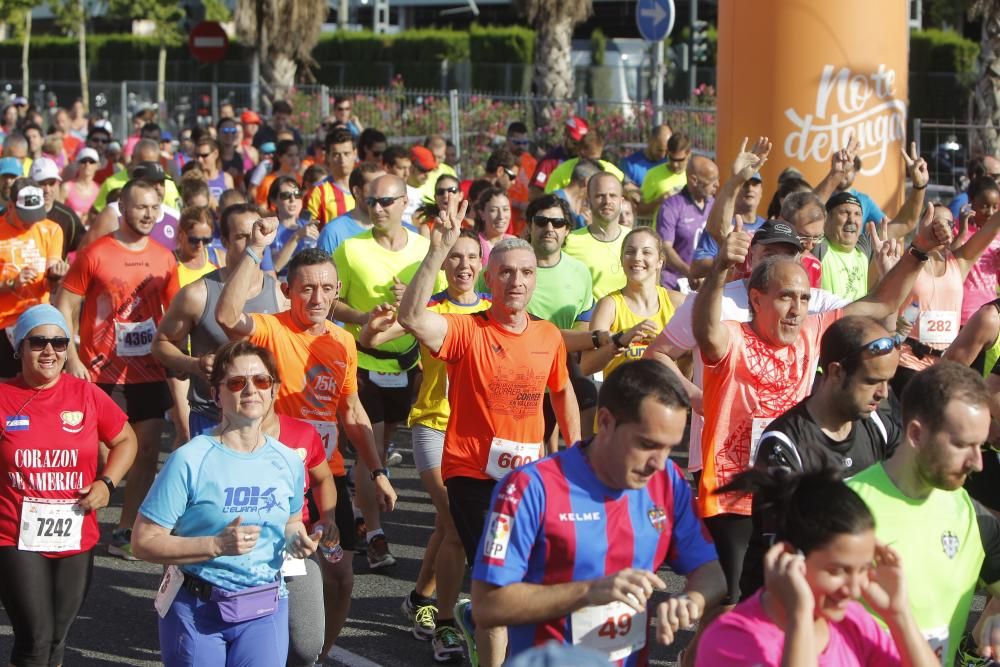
xmin=159 ymin=586 xmax=289 ymax=667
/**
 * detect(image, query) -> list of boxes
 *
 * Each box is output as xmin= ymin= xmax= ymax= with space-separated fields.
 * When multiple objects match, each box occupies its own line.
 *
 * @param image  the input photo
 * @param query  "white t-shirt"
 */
xmin=657 ymin=280 xmax=849 ymax=472
xmin=402 ymin=184 xmax=422 ymax=226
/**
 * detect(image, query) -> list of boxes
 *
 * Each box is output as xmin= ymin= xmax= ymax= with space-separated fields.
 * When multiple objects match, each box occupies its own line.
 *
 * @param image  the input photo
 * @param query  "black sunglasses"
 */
xmin=532 ymin=215 xmax=569 ymax=229
xmin=510 ymin=138 xmax=530 ymax=146
xmin=196 ymin=152 xmax=213 ymax=159
xmin=503 ymin=167 xmax=518 ymax=180
xmin=26 ymin=336 xmax=69 ymax=352
xmin=365 ymin=195 xmax=404 ymax=209
xmin=436 ymin=186 xmax=459 ymax=196
xmin=187 ymin=236 xmax=213 ymax=246
xmin=277 ymin=191 xmax=302 ymax=201
xmin=834 ymin=336 xmax=900 ymax=367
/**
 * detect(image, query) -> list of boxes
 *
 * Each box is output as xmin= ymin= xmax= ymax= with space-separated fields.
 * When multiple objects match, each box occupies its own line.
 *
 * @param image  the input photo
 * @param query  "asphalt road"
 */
xmin=0 ymin=428 xmax=694 ymax=666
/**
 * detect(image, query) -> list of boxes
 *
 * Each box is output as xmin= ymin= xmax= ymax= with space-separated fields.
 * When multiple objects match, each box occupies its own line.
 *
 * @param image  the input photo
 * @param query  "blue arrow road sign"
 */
xmin=636 ymin=0 xmax=675 ymax=42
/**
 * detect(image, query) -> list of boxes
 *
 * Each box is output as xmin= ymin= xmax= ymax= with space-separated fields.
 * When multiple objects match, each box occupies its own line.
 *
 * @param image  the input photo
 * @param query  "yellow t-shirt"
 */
xmin=408 ymin=291 xmax=491 ymax=431
xmin=562 ymin=226 xmax=627 ymax=300
xmin=542 ymin=158 xmax=625 ymax=194
xmin=641 ymin=163 xmax=687 ymax=203
xmin=604 ymin=286 xmax=676 ymax=377
xmin=333 ymin=229 xmax=446 ymax=372
xmin=417 ymin=164 xmax=458 ymax=204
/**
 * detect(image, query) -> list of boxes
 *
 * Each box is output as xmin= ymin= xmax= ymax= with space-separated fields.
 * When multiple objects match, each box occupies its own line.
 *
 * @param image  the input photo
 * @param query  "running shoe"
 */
xmin=401 ymin=593 xmax=437 ymax=641
xmin=387 ymin=446 xmax=403 ymax=466
xmin=108 ymin=528 xmax=139 ymax=561
xmin=366 ymin=534 xmax=397 ymax=569
xmin=454 ymin=599 xmax=478 ymax=667
xmin=432 ymin=624 xmax=465 ymax=663
xmin=957 ymin=632 xmax=999 ymax=666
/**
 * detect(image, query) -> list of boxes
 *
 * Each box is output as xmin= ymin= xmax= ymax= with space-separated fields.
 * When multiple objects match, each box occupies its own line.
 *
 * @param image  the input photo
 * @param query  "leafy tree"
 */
xmin=107 ymin=0 xmax=184 ymax=112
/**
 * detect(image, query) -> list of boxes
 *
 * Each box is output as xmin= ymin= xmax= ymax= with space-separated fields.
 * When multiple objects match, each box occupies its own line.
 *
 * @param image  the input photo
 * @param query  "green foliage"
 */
xmin=469 ymin=24 xmax=533 ymax=64
xmin=909 ymin=29 xmax=979 ymax=120
xmin=676 ymin=23 xmax=717 ymax=66
xmin=202 ymin=0 xmax=230 ymax=23
xmin=910 ymin=28 xmax=979 ymax=73
xmin=590 ymin=28 xmax=606 ymax=66
xmin=106 ymin=0 xmax=184 ymax=44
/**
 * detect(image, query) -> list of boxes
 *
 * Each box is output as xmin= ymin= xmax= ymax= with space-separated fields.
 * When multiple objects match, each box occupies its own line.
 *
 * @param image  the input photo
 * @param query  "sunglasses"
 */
xmin=335 ymin=105 xmax=352 ymax=112
xmin=223 ymin=374 xmax=275 ymax=392
xmin=503 ymin=167 xmax=518 ymax=180
xmin=26 ymin=336 xmax=69 ymax=352
xmin=365 ymin=195 xmax=404 ymax=209
xmin=510 ymin=138 xmax=530 ymax=146
xmin=834 ymin=336 xmax=900 ymax=367
xmin=278 ymin=190 xmax=302 ymax=201
xmin=436 ymin=186 xmax=459 ymax=196
xmin=187 ymin=236 xmax=213 ymax=246
xmin=532 ymin=215 xmax=569 ymax=229
xmin=220 ymin=127 xmax=238 ymax=134
xmin=89 ymin=138 xmax=109 ymax=144
xmin=196 ymin=152 xmax=214 ymax=159
xmin=79 ymin=158 xmax=97 ymax=165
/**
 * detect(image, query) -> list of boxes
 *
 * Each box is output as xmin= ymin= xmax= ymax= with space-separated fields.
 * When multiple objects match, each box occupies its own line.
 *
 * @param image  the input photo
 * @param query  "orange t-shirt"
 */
xmin=0 ymin=213 xmax=64 ymax=329
xmin=62 ymin=235 xmax=175 ymax=384
xmin=435 ymin=311 xmax=569 ymax=482
xmin=698 ymin=310 xmax=842 ymax=518
xmin=249 ymin=311 xmax=357 ymax=476
xmin=507 ymin=152 xmax=538 ymax=238
xmin=254 ymin=171 xmax=300 ymax=207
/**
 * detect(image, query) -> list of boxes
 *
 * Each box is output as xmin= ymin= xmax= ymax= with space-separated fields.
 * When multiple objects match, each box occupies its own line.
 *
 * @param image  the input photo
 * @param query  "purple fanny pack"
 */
xmin=210 ymin=580 xmax=279 ymax=623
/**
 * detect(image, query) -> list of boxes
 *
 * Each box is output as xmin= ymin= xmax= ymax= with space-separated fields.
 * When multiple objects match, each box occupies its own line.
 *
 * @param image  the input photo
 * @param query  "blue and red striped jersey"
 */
xmin=472 ymin=442 xmax=717 ymax=666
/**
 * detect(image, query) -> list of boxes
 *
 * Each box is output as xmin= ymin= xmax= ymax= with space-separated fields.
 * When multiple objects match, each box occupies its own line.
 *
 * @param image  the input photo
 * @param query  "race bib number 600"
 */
xmin=485 ymin=438 xmax=541 ymax=480
xmin=571 ymin=601 xmax=647 ymax=661
xmin=18 ymin=498 xmax=84 ymax=552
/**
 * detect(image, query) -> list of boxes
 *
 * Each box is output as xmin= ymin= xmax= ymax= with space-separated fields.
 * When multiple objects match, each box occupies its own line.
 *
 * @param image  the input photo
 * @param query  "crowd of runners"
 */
xmin=2 ymin=91 xmax=1000 ymax=667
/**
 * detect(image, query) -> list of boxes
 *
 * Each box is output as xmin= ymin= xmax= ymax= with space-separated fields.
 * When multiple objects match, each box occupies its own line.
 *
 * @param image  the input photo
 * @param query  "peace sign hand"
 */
xmin=831 ymin=131 xmax=859 ymax=174
xmin=732 ymin=136 xmax=772 ymax=182
xmin=901 ymin=142 xmax=929 ymax=189
xmin=431 ymin=195 xmax=469 ymax=252
xmin=868 ymin=219 xmax=900 ymax=277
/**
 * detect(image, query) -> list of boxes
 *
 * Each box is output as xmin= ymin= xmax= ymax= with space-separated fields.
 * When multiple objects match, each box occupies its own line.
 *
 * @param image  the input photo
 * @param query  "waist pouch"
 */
xmin=209 ymin=580 xmax=280 ymax=623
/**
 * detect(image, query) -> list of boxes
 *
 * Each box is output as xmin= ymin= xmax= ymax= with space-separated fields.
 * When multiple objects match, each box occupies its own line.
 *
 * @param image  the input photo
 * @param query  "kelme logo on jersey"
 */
xmin=648 ymin=507 xmax=667 ymax=534
xmin=941 ymin=530 xmax=960 ymax=559
xmin=223 ymin=486 xmax=278 ymax=514
xmin=60 ymin=411 xmax=84 ymax=434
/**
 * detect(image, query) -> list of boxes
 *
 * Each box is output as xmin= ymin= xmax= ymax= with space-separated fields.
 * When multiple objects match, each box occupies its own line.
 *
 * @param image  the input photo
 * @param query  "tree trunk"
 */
xmin=21 ymin=10 xmax=30 ymax=98
xmin=532 ymin=13 xmax=576 ymax=128
xmin=974 ymin=6 xmax=1000 ymax=157
xmin=77 ymin=0 xmax=89 ymax=113
xmin=269 ymin=53 xmax=297 ymax=101
xmin=157 ymin=42 xmax=167 ymax=120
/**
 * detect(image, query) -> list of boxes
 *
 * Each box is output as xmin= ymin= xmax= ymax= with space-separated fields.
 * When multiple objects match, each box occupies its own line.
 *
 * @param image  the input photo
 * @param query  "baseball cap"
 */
xmin=750 ymin=171 xmax=763 ymax=183
xmin=241 ymin=110 xmax=262 ymax=125
xmin=825 ymin=191 xmax=863 ymax=212
xmin=132 ymin=161 xmax=166 ymax=183
xmin=410 ymin=145 xmax=437 ymax=172
xmin=0 ymin=157 xmax=20 ymax=177
xmin=28 ymin=157 xmax=61 ymax=183
xmin=565 ymin=116 xmax=589 ymax=141
xmin=260 ymin=141 xmax=276 ymax=155
xmin=15 ymin=185 xmax=46 ymax=223
xmin=750 ymin=220 xmax=803 ymax=250
xmin=12 ymin=96 xmax=27 ymax=107
xmin=160 ymin=130 xmax=173 ymax=142
xmin=76 ymin=147 xmax=100 ymax=163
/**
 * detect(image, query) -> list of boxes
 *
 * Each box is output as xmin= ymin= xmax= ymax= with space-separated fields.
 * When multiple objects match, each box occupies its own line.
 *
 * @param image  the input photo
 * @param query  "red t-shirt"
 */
xmin=61 ymin=235 xmax=176 ymax=384
xmin=801 ymin=253 xmax=822 ymax=288
xmin=277 ymin=414 xmax=325 ymax=528
xmin=0 ymin=374 xmax=128 ymax=557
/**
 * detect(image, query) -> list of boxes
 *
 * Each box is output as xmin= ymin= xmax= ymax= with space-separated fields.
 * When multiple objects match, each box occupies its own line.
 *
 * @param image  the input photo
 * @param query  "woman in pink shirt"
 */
xmin=473 ymin=186 xmax=514 ymax=266
xmin=696 ymin=468 xmax=937 ymax=667
xmin=959 ymin=177 xmax=1000 ymax=324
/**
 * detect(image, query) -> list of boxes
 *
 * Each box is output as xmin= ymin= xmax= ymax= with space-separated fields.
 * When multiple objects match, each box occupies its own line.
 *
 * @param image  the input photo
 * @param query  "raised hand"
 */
xmin=869 ymin=220 xmax=900 ymax=277
xmin=860 ymin=541 xmax=909 ymax=618
xmin=732 ymin=136 xmax=772 ymax=181
xmin=913 ymin=203 xmax=952 ymax=253
xmin=901 ymin=142 xmax=929 ymax=189
xmin=250 ymin=216 xmax=279 ymax=252
xmin=763 ymin=542 xmax=814 ymax=620
xmin=831 ymin=131 xmax=859 ymax=173
xmin=717 ymin=215 xmax=751 ymax=270
xmin=432 ymin=193 xmax=469 ymax=251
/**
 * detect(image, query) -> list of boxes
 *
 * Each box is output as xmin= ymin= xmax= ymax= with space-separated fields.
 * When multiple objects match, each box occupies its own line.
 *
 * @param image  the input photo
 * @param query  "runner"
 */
xmin=55 ymin=178 xmax=176 ymax=561
xmin=0 ymin=304 xmax=137 ymax=667
xmin=562 ymin=172 xmax=628 ymax=300
xmin=216 ymin=222 xmax=397 ymax=655
xmin=397 ymin=196 xmax=581 ymax=667
xmin=307 ymin=129 xmax=356 ymax=225
xmin=470 ymin=361 xmax=725 ymax=666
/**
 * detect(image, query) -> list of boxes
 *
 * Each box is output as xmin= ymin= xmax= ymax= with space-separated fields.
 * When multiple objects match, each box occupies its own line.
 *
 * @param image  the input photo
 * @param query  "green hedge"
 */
xmin=909 ymin=28 xmax=978 ymax=120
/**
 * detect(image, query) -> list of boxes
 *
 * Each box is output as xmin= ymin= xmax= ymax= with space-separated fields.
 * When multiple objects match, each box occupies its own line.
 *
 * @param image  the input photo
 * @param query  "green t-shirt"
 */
xmin=527 ymin=252 xmax=595 ymax=329
xmin=819 ymin=242 xmax=869 ymax=302
xmin=333 ymin=229 xmax=446 ymax=372
xmin=847 ymin=463 xmax=984 ymax=666
xmin=640 ymin=163 xmax=687 ymax=203
xmin=542 ymin=158 xmax=626 ymax=194
xmin=563 ymin=226 xmax=627 ymax=301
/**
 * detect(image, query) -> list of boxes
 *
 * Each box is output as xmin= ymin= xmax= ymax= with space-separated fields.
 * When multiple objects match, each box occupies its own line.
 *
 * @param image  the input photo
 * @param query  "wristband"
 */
xmin=912 ymin=183 xmax=927 ymax=190
xmin=591 ymin=331 xmax=603 ymax=349
xmin=370 ymin=468 xmax=389 ymax=481
xmin=612 ymin=331 xmax=627 ymax=350
xmin=245 ymin=247 xmax=262 ymax=265
xmin=98 ymin=476 xmax=115 ymax=494
xmin=908 ymin=246 xmax=930 ymax=262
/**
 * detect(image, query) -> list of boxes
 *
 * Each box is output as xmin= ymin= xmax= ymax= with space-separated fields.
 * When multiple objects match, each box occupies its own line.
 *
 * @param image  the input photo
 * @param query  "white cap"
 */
xmin=15 ymin=186 xmax=46 ymax=223
xmin=76 ymin=147 xmax=100 ymax=163
xmin=28 ymin=157 xmax=61 ymax=183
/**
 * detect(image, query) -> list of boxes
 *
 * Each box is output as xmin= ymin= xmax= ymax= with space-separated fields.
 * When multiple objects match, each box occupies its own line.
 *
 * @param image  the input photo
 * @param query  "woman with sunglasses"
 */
xmin=698 ymin=466 xmax=937 ymax=667
xmin=268 ymin=175 xmax=318 ymax=277
xmin=415 ymin=174 xmax=463 ymax=234
xmin=132 ymin=340 xmax=319 ymax=667
xmin=581 ymin=226 xmax=685 ymax=377
xmin=62 ymin=147 xmax=101 ymax=224
xmin=195 ymin=137 xmax=234 ymax=202
xmin=472 ymin=186 xmax=514 ymax=266
xmin=0 ymin=304 xmax=137 ymax=667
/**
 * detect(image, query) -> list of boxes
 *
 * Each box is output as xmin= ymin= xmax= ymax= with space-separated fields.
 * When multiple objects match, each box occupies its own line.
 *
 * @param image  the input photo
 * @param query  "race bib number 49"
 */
xmin=18 ymin=498 xmax=84 ymax=552
xmin=571 ymin=601 xmax=647 ymax=661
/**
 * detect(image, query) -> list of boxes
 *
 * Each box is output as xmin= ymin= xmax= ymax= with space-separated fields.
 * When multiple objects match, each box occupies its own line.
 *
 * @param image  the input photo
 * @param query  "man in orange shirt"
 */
xmin=216 ymin=219 xmax=396 ymax=656
xmin=505 ymin=122 xmax=536 ymax=237
xmin=55 ymin=178 xmax=176 ymax=561
xmin=398 ymin=197 xmax=581 ymax=667
xmin=0 ymin=179 xmax=67 ymax=377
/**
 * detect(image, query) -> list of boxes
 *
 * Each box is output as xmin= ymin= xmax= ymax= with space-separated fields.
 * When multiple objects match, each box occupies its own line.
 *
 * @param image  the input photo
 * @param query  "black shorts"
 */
xmin=445 ymin=476 xmax=497 ymax=567
xmin=357 ymin=368 xmax=418 ymax=425
xmin=97 ymin=381 xmax=173 ymax=422
xmin=305 ymin=475 xmax=357 ymax=552
xmin=703 ymin=513 xmax=754 ymax=605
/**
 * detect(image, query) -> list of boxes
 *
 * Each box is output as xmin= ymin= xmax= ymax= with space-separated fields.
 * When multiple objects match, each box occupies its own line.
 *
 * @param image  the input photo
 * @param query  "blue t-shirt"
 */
xmin=552 ymin=189 xmax=587 ymax=229
xmin=140 ymin=434 xmax=304 ymax=593
xmin=269 ymin=219 xmax=318 ymax=276
xmin=620 ymin=149 xmax=665 ymax=188
xmin=317 ymin=213 xmax=367 ymax=255
xmin=692 ymin=215 xmax=766 ymax=261
xmin=850 ymin=188 xmax=887 ymax=226
xmin=473 ymin=443 xmax=717 ymax=665
xmin=949 ymin=191 xmax=969 ymax=221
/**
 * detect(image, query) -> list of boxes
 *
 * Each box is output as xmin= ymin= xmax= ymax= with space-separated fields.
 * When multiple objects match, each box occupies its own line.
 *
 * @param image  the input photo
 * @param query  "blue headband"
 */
xmin=13 ymin=304 xmax=70 ymax=352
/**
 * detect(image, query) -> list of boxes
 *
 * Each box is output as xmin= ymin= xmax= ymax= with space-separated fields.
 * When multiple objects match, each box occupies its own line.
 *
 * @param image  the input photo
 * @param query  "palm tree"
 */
xmin=970 ymin=0 xmax=1000 ymax=153
xmin=234 ymin=0 xmax=329 ymax=101
xmin=513 ymin=0 xmax=592 ymax=127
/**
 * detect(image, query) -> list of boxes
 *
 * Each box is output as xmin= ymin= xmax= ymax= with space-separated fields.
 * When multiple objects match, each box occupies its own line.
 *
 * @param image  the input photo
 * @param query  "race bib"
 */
xmin=921 ymin=625 xmax=948 ymax=664
xmin=750 ymin=417 xmax=772 ymax=466
xmin=18 ymin=498 xmax=84 ymax=552
xmin=570 ymin=601 xmax=647 ymax=661
xmin=114 ymin=318 xmax=155 ymax=357
xmin=305 ymin=420 xmax=339 ymax=460
xmin=919 ymin=310 xmax=959 ymax=346
xmin=369 ymin=371 xmax=407 ymax=389
xmin=280 ymin=552 xmax=308 ymax=578
xmin=154 ymin=565 xmax=183 ymax=618
xmin=485 ymin=438 xmax=541 ymax=481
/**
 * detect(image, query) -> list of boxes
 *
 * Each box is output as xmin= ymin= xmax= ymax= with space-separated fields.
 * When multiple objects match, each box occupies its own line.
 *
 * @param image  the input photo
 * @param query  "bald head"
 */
xmin=646 ymin=125 xmax=672 ymax=161
xmin=686 ymin=155 xmax=719 ymax=202
xmin=133 ymin=139 xmax=160 ymax=164
xmin=370 ymin=173 xmax=406 ymax=198
xmin=687 ymin=155 xmax=716 ymax=179
xmin=587 ymin=171 xmax=623 ymax=197
xmin=985 ymin=155 xmax=1000 ymax=177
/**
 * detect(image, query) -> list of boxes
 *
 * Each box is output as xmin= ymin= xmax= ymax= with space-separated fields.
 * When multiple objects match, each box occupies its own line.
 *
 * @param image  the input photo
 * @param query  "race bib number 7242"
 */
xmin=18 ymin=498 xmax=84 ymax=552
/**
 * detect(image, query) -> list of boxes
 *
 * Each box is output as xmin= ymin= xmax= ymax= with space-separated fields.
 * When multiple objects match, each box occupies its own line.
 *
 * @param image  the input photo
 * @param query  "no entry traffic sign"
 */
xmin=189 ymin=22 xmax=229 ymax=64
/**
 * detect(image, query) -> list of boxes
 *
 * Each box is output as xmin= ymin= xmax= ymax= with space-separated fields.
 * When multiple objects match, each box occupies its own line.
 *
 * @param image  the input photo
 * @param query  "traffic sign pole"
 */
xmin=635 ymin=0 xmax=675 ymax=125
xmin=654 ymin=41 xmax=664 ymax=124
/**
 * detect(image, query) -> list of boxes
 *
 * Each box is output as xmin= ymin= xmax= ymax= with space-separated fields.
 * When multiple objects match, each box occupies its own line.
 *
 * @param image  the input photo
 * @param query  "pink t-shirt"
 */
xmin=899 ymin=253 xmax=964 ymax=371
xmin=696 ymin=591 xmax=901 ymax=667
xmin=961 ymin=228 xmax=1000 ymax=324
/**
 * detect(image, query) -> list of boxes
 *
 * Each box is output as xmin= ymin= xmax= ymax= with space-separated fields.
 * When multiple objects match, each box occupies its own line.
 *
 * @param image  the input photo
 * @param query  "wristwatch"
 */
xmin=908 ymin=245 xmax=930 ymax=262
xmin=370 ymin=468 xmax=389 ymax=481
xmin=611 ymin=331 xmax=627 ymax=350
xmin=98 ymin=475 xmax=116 ymax=493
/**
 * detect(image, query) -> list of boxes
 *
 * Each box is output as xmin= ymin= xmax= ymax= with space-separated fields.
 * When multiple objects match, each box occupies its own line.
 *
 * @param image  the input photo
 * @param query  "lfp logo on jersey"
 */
xmin=483 ymin=512 xmax=512 ymax=562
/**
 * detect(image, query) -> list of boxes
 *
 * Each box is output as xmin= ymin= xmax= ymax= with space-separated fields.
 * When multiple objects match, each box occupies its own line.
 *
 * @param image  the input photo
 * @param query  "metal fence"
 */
xmin=912 ymin=119 xmax=988 ymax=200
